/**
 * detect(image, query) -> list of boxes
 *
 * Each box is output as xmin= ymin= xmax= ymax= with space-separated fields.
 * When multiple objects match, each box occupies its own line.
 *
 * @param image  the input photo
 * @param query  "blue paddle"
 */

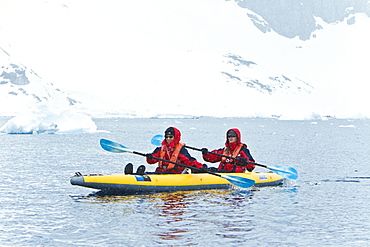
xmin=100 ymin=138 xmax=255 ymax=189
xmin=151 ymin=134 xmax=298 ymax=180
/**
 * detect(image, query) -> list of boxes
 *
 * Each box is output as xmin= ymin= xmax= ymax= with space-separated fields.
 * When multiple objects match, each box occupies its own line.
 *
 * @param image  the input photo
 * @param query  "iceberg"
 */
xmin=0 ymin=103 xmax=98 ymax=134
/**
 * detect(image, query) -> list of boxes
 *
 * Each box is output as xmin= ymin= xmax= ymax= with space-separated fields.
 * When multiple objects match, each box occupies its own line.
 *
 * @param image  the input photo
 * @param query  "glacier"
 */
xmin=0 ymin=103 xmax=99 ymax=134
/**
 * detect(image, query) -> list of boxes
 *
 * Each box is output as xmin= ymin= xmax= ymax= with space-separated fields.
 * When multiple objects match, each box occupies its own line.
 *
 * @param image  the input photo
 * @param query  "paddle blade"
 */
xmin=221 ymin=175 xmax=255 ymax=188
xmin=268 ymin=165 xmax=299 ymax=180
xmin=151 ymin=134 xmax=164 ymax=146
xmin=100 ymin=139 xmax=133 ymax=153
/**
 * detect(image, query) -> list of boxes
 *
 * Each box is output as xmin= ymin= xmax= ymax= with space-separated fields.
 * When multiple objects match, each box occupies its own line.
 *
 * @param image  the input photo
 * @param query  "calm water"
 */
xmin=1 ymin=117 xmax=370 ymax=246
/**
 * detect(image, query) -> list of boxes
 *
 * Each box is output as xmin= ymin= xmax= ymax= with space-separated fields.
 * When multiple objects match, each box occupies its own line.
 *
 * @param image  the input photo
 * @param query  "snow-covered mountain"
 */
xmin=0 ymin=46 xmax=99 ymax=134
xmin=239 ymin=0 xmax=370 ymax=40
xmin=1 ymin=0 xmax=369 ymax=120
xmin=221 ymin=53 xmax=313 ymax=95
xmin=0 ymin=46 xmax=80 ymax=116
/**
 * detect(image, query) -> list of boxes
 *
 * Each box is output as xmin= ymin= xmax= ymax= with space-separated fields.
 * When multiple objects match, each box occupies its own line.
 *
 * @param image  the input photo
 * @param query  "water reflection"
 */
xmin=150 ymin=190 xmax=256 ymax=242
xmin=152 ymin=192 xmax=188 ymax=220
xmin=150 ymin=192 xmax=191 ymax=241
xmin=71 ymin=189 xmax=258 ymax=242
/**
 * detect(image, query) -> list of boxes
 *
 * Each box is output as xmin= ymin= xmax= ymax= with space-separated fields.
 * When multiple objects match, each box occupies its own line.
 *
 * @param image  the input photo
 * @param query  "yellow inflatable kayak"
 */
xmin=70 ymin=171 xmax=284 ymax=194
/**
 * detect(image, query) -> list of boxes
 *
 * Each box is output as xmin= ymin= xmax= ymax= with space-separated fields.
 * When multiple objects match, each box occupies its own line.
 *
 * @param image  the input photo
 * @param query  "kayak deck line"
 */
xmin=71 ymin=172 xmax=285 ymax=193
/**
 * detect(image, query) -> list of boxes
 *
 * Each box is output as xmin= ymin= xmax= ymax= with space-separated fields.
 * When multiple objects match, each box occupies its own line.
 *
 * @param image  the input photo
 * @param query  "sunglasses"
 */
xmin=165 ymin=135 xmax=174 ymax=139
xmin=227 ymin=135 xmax=237 ymax=138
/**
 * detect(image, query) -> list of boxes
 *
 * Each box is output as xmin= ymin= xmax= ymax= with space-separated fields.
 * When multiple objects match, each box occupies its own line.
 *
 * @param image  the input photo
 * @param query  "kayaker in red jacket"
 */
xmin=146 ymin=127 xmax=204 ymax=174
xmin=202 ymin=128 xmax=255 ymax=173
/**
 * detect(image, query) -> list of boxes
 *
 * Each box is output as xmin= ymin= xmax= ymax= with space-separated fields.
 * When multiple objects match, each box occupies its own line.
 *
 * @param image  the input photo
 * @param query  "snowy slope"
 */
xmin=0 ymin=46 xmax=79 ymax=116
xmin=0 ymin=0 xmax=369 ymax=119
xmin=0 ymin=46 xmax=99 ymax=134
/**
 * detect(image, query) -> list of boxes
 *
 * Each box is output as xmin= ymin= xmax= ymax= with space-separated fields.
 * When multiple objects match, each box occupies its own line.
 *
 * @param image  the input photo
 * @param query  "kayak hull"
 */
xmin=71 ymin=172 xmax=284 ymax=194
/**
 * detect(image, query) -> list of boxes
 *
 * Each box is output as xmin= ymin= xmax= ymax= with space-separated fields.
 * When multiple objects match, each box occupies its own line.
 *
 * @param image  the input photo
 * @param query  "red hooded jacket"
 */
xmin=202 ymin=128 xmax=255 ymax=173
xmin=146 ymin=127 xmax=203 ymax=174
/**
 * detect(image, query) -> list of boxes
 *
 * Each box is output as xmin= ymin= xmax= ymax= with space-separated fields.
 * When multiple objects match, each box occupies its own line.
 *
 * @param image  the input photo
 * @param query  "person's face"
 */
xmin=165 ymin=135 xmax=174 ymax=144
xmin=228 ymin=135 xmax=237 ymax=143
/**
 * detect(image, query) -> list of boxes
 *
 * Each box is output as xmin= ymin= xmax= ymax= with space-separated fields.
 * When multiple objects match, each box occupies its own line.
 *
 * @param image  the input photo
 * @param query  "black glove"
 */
xmin=208 ymin=167 xmax=219 ymax=173
xmin=201 ymin=148 xmax=208 ymax=155
xmin=201 ymin=164 xmax=208 ymax=172
xmin=146 ymin=153 xmax=153 ymax=159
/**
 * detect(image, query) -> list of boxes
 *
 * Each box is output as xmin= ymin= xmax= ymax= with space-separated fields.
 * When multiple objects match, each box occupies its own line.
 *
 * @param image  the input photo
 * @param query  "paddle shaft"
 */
xmin=151 ymin=135 xmax=258 ymax=167
xmin=132 ymin=150 xmax=223 ymax=178
xmin=184 ymin=145 xmax=267 ymax=168
xmin=185 ymin=145 xmax=298 ymax=179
